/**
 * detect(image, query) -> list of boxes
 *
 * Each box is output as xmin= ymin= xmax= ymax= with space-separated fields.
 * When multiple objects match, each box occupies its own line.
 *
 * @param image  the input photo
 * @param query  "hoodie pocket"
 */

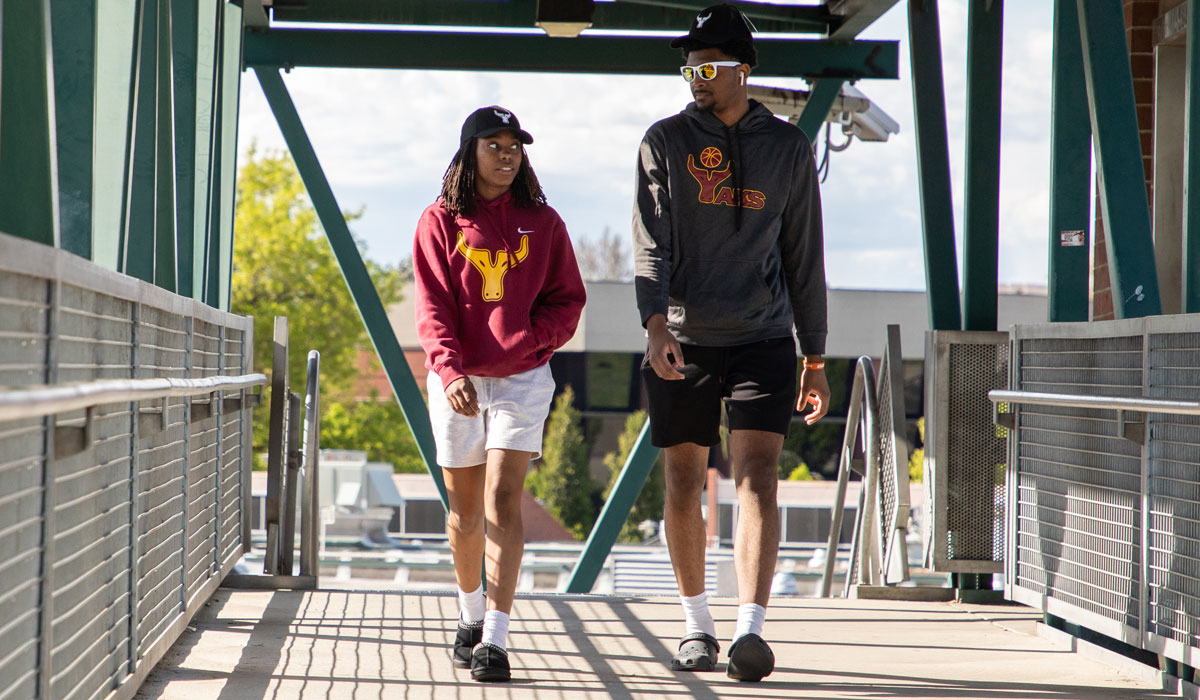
xmin=669 ymin=257 xmax=773 ymax=332
xmin=457 ymin=303 xmax=535 ymax=363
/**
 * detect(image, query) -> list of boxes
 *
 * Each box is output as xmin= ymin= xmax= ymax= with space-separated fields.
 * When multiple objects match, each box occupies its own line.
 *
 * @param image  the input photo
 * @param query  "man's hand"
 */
xmin=797 ymin=362 xmax=830 ymax=424
xmin=445 ymin=377 xmax=479 ymax=417
xmin=645 ymin=314 xmax=685 ymax=380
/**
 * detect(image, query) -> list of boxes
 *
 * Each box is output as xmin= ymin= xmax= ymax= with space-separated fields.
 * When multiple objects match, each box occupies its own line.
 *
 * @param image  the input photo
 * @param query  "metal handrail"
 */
xmin=0 ymin=373 xmax=268 ymax=422
xmin=820 ymin=356 xmax=880 ymax=597
xmin=988 ymin=389 xmax=1200 ymax=416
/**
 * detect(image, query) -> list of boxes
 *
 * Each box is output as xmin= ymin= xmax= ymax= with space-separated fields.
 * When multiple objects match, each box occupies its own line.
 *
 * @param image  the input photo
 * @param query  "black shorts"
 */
xmin=641 ymin=337 xmax=798 ymax=448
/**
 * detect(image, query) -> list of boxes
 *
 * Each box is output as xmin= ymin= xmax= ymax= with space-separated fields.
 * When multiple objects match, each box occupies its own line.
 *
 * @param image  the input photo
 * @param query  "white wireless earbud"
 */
xmin=739 ymin=72 xmax=746 ymax=85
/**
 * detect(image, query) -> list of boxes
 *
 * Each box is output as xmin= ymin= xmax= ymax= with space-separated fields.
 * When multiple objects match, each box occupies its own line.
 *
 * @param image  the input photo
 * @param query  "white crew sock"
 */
xmin=458 ymin=584 xmax=485 ymax=624
xmin=480 ymin=609 xmax=510 ymax=650
xmin=733 ymin=603 xmax=766 ymax=641
xmin=680 ymin=592 xmax=717 ymax=638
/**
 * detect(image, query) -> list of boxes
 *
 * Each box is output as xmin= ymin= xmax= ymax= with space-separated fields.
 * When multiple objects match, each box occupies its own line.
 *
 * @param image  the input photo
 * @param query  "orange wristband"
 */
xmin=803 ymin=360 xmax=825 ymax=371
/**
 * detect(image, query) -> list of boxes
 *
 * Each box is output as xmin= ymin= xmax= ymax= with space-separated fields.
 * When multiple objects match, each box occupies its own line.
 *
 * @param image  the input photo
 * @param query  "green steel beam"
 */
xmin=91 ymin=1 xmax=138 ymax=271
xmin=907 ymin=0 xmax=960 ymax=330
xmin=565 ymin=421 xmax=660 ymax=593
xmin=192 ymin=0 xmax=219 ymax=300
xmin=154 ymin=0 xmax=177 ymax=292
xmin=1185 ymin=0 xmax=1200 ymax=312
xmin=828 ymin=0 xmax=901 ymax=40
xmin=1076 ymin=0 xmax=1161 ymax=318
xmin=203 ymin=1 xmax=227 ymax=309
xmin=796 ymin=79 xmax=844 ymax=143
xmin=1047 ymin=0 xmax=1090 ymax=322
xmin=244 ymin=30 xmax=900 ymax=81
xmin=0 ymin=0 xmax=58 ymax=247
xmin=270 ymin=0 xmax=831 ymax=34
xmin=122 ymin=0 xmax=157 ymax=282
xmin=215 ymin=1 xmax=242 ymax=310
xmin=960 ymin=0 xmax=1002 ymax=332
xmin=254 ymin=66 xmax=448 ymax=510
xmin=50 ymin=0 xmax=96 ymax=258
xmin=172 ymin=0 xmax=198 ymax=296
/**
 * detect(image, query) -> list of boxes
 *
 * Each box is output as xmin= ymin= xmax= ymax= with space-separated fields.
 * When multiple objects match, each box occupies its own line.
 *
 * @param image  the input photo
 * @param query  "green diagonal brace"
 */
xmin=1047 ymin=0 xmax=1091 ymax=322
xmin=254 ymin=67 xmax=447 ymax=511
xmin=50 ymin=0 xmax=96 ymax=258
xmin=908 ymin=0 xmax=961 ymax=331
xmin=961 ymin=0 xmax=1003 ymax=331
xmin=566 ymin=421 xmax=659 ymax=593
xmin=1076 ymin=0 xmax=1161 ymax=318
xmin=796 ymin=79 xmax=844 ymax=143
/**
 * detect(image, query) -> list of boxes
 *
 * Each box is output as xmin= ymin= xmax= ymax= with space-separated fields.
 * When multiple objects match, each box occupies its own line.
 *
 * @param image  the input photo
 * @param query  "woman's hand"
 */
xmin=445 ymin=377 xmax=479 ymax=417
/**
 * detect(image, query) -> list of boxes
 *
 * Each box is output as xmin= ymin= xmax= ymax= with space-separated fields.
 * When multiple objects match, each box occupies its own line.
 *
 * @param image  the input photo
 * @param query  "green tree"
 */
xmin=602 ymin=411 xmax=664 ymax=543
xmin=320 ymin=396 xmax=425 ymax=473
xmin=231 ymin=146 xmax=407 ymax=456
xmin=908 ymin=417 xmax=925 ymax=483
xmin=526 ymin=386 xmax=595 ymax=539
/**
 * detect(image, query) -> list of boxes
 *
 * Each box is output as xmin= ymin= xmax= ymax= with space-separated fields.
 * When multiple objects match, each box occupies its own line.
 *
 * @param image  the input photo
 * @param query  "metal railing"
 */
xmin=821 ymin=324 xmax=911 ymax=596
xmin=998 ymin=315 xmax=1200 ymax=672
xmin=0 ymin=231 xmax=260 ymax=700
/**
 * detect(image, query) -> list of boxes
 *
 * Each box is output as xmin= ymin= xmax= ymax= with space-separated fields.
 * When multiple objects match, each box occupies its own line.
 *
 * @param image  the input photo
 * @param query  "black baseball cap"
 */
xmin=670 ymin=3 xmax=755 ymax=49
xmin=459 ymin=105 xmax=533 ymax=146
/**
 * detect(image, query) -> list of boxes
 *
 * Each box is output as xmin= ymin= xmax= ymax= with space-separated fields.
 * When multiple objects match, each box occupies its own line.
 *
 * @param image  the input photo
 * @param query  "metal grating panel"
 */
xmin=187 ymin=416 xmax=220 ymax=601
xmin=0 ymin=272 xmax=50 ymax=388
xmin=945 ymin=342 xmax=1008 ymax=562
xmin=57 ymin=283 xmax=134 ymax=384
xmin=136 ymin=413 xmax=188 ymax=651
xmin=1146 ymin=331 xmax=1200 ymax=653
xmin=0 ymin=418 xmax=45 ymax=700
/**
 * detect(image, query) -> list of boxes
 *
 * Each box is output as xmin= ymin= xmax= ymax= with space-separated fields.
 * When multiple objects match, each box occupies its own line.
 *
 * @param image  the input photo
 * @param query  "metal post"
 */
xmin=264 ymin=317 xmax=288 ymax=575
xmin=821 ymin=358 xmax=867 ymax=597
xmin=565 ymin=421 xmax=660 ymax=593
xmin=0 ymin=0 xmax=59 ymax=248
xmin=126 ymin=300 xmax=142 ymax=675
xmin=300 ymin=350 xmax=320 ymax=579
xmin=1047 ymin=0 xmax=1091 ymax=322
xmin=907 ymin=0 xmax=961 ymax=331
xmin=281 ymin=391 xmax=301 ymax=575
xmin=1076 ymin=0 xmax=1162 ymax=318
xmin=253 ymin=67 xmax=447 ymax=509
xmin=1185 ymin=0 xmax=1200 ymax=312
xmin=153 ymin=0 xmax=177 ymax=292
xmin=796 ymin=78 xmax=843 ymax=142
xmin=50 ymin=0 xmax=97 ymax=259
xmin=961 ymin=0 xmax=1003 ymax=331
xmin=37 ymin=277 xmax=60 ymax=700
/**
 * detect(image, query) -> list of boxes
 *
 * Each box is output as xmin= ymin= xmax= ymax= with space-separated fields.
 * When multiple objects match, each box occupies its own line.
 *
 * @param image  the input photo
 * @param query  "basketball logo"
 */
xmin=699 ymin=147 xmax=722 ymax=169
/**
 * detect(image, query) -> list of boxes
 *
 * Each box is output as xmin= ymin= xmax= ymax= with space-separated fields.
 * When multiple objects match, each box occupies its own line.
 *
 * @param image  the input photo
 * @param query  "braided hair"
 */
xmin=439 ymin=137 xmax=547 ymax=216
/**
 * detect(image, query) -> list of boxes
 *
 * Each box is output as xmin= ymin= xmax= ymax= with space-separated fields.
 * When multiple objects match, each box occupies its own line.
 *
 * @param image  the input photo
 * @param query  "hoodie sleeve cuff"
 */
xmin=435 ymin=365 xmax=467 ymax=390
xmin=796 ymin=334 xmax=826 ymax=357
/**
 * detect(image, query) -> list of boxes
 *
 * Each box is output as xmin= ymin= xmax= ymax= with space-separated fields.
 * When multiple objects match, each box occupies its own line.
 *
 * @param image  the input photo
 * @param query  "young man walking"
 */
xmin=632 ymin=2 xmax=830 ymax=682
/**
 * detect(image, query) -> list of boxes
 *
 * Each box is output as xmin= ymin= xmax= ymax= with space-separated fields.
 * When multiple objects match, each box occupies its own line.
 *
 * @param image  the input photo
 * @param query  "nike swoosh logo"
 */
xmin=517 ymin=228 xmax=534 ymax=234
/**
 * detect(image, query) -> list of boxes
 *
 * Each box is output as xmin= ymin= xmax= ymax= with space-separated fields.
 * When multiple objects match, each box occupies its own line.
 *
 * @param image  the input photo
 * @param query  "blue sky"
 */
xmin=236 ymin=0 xmax=1054 ymax=291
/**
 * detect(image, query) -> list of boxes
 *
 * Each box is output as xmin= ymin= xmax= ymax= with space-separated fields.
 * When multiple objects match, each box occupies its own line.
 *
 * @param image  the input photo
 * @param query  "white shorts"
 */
xmin=426 ymin=364 xmax=556 ymax=468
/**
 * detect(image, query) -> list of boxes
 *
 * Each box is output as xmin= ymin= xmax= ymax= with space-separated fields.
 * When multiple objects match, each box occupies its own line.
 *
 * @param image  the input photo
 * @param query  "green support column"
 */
xmin=172 ymin=0 xmax=199 ymax=296
xmin=153 ymin=0 xmax=177 ymax=292
xmin=1047 ymin=0 xmax=1091 ymax=322
xmin=214 ymin=1 xmax=241 ymax=310
xmin=1076 ymin=0 xmax=1161 ymax=318
xmin=908 ymin=0 xmax=961 ymax=330
xmin=254 ymin=67 xmax=447 ymax=510
xmin=1184 ymin=0 xmax=1200 ymax=312
xmin=50 ymin=0 xmax=96 ymax=259
xmin=961 ymin=0 xmax=1003 ymax=331
xmin=192 ymin=0 xmax=220 ymax=300
xmin=122 ymin=0 xmax=157 ymax=282
xmin=0 ymin=0 xmax=59 ymax=246
xmin=566 ymin=422 xmax=659 ymax=593
xmin=91 ymin=0 xmax=138 ymax=271
xmin=796 ymin=79 xmax=844 ymax=143
xmin=202 ymin=2 xmax=227 ymax=309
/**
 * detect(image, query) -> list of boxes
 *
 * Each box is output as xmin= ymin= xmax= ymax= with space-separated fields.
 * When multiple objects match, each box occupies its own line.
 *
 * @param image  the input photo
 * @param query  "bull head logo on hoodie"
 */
xmin=455 ymin=232 xmax=530 ymax=301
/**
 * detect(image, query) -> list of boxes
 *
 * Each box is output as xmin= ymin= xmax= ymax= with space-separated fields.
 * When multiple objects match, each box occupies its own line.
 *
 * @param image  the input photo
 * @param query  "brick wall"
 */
xmin=1094 ymin=0 xmax=1159 ymax=320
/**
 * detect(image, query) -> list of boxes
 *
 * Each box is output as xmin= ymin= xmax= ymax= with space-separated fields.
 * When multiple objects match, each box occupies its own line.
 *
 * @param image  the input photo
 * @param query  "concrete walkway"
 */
xmin=135 ymin=588 xmax=1171 ymax=699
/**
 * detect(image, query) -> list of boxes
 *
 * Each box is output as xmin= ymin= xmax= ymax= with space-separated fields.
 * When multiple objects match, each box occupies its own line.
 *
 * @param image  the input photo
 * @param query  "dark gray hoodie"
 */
xmin=633 ymin=99 xmax=827 ymax=355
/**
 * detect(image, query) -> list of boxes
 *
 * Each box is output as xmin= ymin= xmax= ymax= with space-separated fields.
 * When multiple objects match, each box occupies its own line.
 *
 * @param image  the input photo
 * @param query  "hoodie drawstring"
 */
xmin=724 ymin=124 xmax=744 ymax=232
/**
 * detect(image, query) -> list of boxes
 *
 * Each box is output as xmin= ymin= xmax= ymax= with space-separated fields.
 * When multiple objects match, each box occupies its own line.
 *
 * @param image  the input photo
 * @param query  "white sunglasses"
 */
xmin=680 ymin=61 xmax=742 ymax=83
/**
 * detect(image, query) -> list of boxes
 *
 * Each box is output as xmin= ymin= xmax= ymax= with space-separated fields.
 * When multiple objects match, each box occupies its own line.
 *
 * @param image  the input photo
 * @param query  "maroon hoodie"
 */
xmin=413 ymin=192 xmax=586 ymax=388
